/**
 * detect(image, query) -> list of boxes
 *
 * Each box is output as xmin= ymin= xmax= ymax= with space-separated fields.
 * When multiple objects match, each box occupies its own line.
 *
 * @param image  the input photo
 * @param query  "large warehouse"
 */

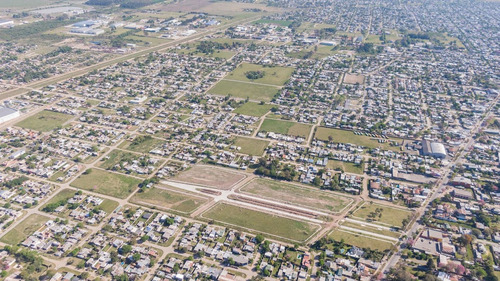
xmin=0 ymin=107 xmax=20 ymax=124
xmin=422 ymin=139 xmax=447 ymax=159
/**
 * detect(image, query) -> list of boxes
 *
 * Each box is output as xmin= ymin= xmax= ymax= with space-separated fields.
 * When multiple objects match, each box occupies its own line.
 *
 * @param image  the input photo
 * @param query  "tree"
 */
xmin=427 ymin=257 xmax=436 ymax=272
xmin=387 ymin=265 xmax=414 ymax=281
xmin=120 ymin=244 xmax=132 ymax=254
xmin=255 ymin=234 xmax=265 ymax=244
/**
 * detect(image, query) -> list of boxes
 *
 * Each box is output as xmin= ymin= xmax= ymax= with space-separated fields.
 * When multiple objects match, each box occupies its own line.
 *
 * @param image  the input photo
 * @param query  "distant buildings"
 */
xmin=0 ymin=19 xmax=14 ymax=28
xmin=0 ymin=107 xmax=19 ymax=124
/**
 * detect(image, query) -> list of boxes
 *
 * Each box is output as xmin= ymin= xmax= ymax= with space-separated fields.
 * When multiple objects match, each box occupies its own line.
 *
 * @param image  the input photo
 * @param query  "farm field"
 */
xmin=239 ymin=178 xmax=353 ymax=213
xmin=315 ymin=127 xmax=403 ymax=151
xmin=130 ymin=186 xmax=209 ymax=214
xmin=0 ymin=214 xmax=49 ymax=245
xmin=16 ymin=110 xmax=72 ymax=132
xmin=208 ymin=80 xmax=279 ymax=102
xmin=225 ymin=63 xmax=294 ymax=86
xmin=172 ymin=165 xmax=246 ymax=190
xmin=352 ymin=202 xmax=413 ymax=228
xmin=201 ymin=203 xmax=320 ymax=242
xmin=233 ymin=137 xmax=269 ymax=156
xmin=119 ymin=135 xmax=164 ymax=153
xmin=259 ymin=119 xmax=312 ymax=137
xmin=329 ymin=229 xmax=393 ymax=251
xmin=233 ymin=102 xmax=274 ymax=117
xmin=70 ymin=168 xmax=141 ymax=199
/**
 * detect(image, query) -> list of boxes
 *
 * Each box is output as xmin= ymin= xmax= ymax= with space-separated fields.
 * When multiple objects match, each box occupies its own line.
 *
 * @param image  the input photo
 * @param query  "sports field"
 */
xmin=239 ymin=178 xmax=353 ymax=213
xmin=70 ymin=168 xmax=141 ymax=199
xmin=16 ymin=110 xmax=71 ymax=132
xmin=233 ymin=102 xmax=273 ymax=117
xmin=130 ymin=186 xmax=209 ymax=214
xmin=201 ymin=203 xmax=320 ymax=242
xmin=259 ymin=119 xmax=312 ymax=137
xmin=233 ymin=137 xmax=269 ymax=156
xmin=172 ymin=165 xmax=246 ymax=190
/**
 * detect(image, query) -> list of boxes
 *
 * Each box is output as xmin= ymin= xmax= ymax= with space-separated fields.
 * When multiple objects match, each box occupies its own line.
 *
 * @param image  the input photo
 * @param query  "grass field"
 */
xmin=341 ymin=221 xmax=401 ymax=238
xmin=70 ymin=169 xmax=141 ymax=199
xmin=173 ymin=165 xmax=246 ymax=190
xmin=173 ymin=44 xmax=236 ymax=59
xmin=233 ymin=137 xmax=269 ymax=156
xmin=0 ymin=214 xmax=49 ymax=245
xmin=326 ymin=160 xmax=364 ymax=174
xmin=119 ymin=135 xmax=164 ymax=153
xmin=202 ymin=203 xmax=319 ymax=242
xmin=315 ymin=127 xmax=402 ymax=151
xmin=208 ymin=80 xmax=280 ymax=102
xmin=259 ymin=119 xmax=312 ymax=137
xmin=233 ymin=102 xmax=273 ymax=117
xmin=226 ymin=63 xmax=294 ymax=86
xmin=329 ymin=229 xmax=393 ymax=251
xmin=130 ymin=186 xmax=208 ymax=214
xmin=352 ymin=202 xmax=413 ymax=228
xmin=240 ymin=178 xmax=353 ymax=213
xmin=16 ymin=110 xmax=72 ymax=132
xmin=41 ymin=188 xmax=76 ymax=210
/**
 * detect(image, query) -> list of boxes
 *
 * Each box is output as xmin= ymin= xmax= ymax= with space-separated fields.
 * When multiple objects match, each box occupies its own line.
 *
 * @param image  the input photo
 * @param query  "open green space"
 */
xmin=329 ymin=229 xmax=393 ymax=251
xmin=326 ymin=160 xmax=364 ymax=174
xmin=119 ymin=135 xmax=164 ymax=153
xmin=226 ymin=63 xmax=294 ymax=86
xmin=130 ymin=186 xmax=208 ymax=214
xmin=16 ymin=110 xmax=71 ymax=132
xmin=233 ymin=102 xmax=273 ymax=117
xmin=233 ymin=137 xmax=269 ymax=156
xmin=341 ymin=221 xmax=401 ymax=238
xmin=259 ymin=119 xmax=312 ymax=137
xmin=70 ymin=169 xmax=141 ymax=199
xmin=315 ymin=127 xmax=402 ymax=151
xmin=0 ymin=214 xmax=49 ymax=245
xmin=173 ymin=44 xmax=236 ymax=59
xmin=208 ymin=80 xmax=280 ymax=102
xmin=201 ymin=203 xmax=319 ymax=242
xmin=41 ymin=188 xmax=76 ymax=210
xmin=240 ymin=178 xmax=353 ymax=213
xmin=352 ymin=202 xmax=413 ymax=227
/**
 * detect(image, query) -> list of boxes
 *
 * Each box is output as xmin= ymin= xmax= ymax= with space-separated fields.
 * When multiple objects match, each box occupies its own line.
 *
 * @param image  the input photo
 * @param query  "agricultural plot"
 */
xmin=239 ymin=178 xmax=353 ymax=213
xmin=0 ymin=214 xmax=49 ymax=245
xmin=172 ymin=165 xmax=246 ymax=190
xmin=208 ymin=80 xmax=279 ymax=102
xmin=130 ymin=185 xmax=209 ymax=214
xmin=70 ymin=168 xmax=141 ymax=199
xmin=315 ymin=127 xmax=402 ymax=151
xmin=233 ymin=102 xmax=273 ymax=117
xmin=201 ymin=203 xmax=320 ymax=242
xmin=16 ymin=110 xmax=72 ymax=132
xmin=259 ymin=119 xmax=312 ymax=137
xmin=233 ymin=137 xmax=269 ymax=156
xmin=329 ymin=229 xmax=393 ymax=251
xmin=352 ymin=202 xmax=413 ymax=228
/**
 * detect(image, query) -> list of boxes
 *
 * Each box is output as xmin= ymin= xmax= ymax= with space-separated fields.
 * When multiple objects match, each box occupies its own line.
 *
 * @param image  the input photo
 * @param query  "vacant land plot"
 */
xmin=119 ymin=135 xmax=163 ymax=153
xmin=329 ymin=229 xmax=393 ymax=251
xmin=239 ymin=178 xmax=353 ymax=213
xmin=259 ymin=119 xmax=312 ymax=137
xmin=233 ymin=102 xmax=273 ymax=117
xmin=326 ymin=160 xmax=364 ymax=174
xmin=226 ymin=63 xmax=294 ymax=86
xmin=1 ymin=214 xmax=49 ymax=245
xmin=173 ymin=44 xmax=236 ymax=59
xmin=172 ymin=165 xmax=246 ymax=190
xmin=131 ymin=186 xmax=209 ymax=214
xmin=70 ymin=169 xmax=141 ymax=199
xmin=201 ymin=203 xmax=319 ymax=242
xmin=208 ymin=80 xmax=280 ymax=102
xmin=16 ymin=110 xmax=71 ymax=132
xmin=341 ymin=221 xmax=401 ymax=239
xmin=255 ymin=19 xmax=293 ymax=26
xmin=352 ymin=202 xmax=413 ymax=227
xmin=315 ymin=127 xmax=402 ymax=151
xmin=343 ymin=74 xmax=365 ymax=84
xmin=233 ymin=137 xmax=269 ymax=156
xmin=41 ymin=188 xmax=76 ymax=210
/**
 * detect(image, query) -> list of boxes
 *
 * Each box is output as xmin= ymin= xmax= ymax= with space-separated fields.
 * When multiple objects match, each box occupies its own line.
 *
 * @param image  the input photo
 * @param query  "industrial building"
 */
xmin=0 ymin=107 xmax=20 ymax=124
xmin=421 ymin=139 xmax=447 ymax=159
